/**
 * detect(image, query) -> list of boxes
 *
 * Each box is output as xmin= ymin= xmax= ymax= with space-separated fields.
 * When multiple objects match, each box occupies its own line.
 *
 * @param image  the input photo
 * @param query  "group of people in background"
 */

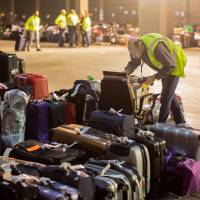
xmin=24 ymin=9 xmax=92 ymax=51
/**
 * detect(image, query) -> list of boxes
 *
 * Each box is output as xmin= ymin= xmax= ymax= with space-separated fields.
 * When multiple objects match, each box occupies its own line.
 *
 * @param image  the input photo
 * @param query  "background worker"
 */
xmin=55 ymin=9 xmax=67 ymax=47
xmin=125 ymin=33 xmax=188 ymax=127
xmin=81 ymin=11 xmax=92 ymax=47
xmin=25 ymin=11 xmax=41 ymax=51
xmin=67 ymin=9 xmax=80 ymax=47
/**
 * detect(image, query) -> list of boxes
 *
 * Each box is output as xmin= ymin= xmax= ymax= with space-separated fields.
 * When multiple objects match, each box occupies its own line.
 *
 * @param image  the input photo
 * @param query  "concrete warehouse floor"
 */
xmin=1 ymin=40 xmax=200 ymax=199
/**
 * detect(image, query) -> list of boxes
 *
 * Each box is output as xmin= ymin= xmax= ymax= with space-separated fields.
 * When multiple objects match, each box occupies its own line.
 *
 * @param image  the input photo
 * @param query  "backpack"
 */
xmin=67 ymin=80 xmax=98 ymax=124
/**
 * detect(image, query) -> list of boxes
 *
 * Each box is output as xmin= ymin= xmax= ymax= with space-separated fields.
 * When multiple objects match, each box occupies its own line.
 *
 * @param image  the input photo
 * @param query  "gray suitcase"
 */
xmin=146 ymin=123 xmax=200 ymax=160
xmin=85 ymin=165 xmax=123 ymax=200
xmin=105 ymin=141 xmax=151 ymax=195
xmin=86 ymin=159 xmax=145 ymax=200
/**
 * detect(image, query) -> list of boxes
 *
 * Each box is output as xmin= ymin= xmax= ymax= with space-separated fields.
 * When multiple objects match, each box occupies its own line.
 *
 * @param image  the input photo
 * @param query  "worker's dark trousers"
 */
xmin=58 ymin=28 xmax=65 ymax=47
xmin=68 ymin=26 xmax=76 ymax=47
xmin=158 ymin=75 xmax=186 ymax=124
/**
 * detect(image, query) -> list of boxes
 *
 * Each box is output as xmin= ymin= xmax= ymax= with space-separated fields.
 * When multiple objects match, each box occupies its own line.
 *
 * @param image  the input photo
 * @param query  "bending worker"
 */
xmin=125 ymin=33 xmax=188 ymax=127
xmin=25 ymin=11 xmax=41 ymax=51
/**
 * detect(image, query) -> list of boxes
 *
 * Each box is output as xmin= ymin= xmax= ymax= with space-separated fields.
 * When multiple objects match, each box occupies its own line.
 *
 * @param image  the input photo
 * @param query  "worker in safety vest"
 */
xmin=81 ymin=11 xmax=92 ymax=47
xmin=25 ymin=11 xmax=41 ymax=51
xmin=67 ymin=9 xmax=80 ymax=47
xmin=125 ymin=33 xmax=188 ymax=127
xmin=55 ymin=9 xmax=67 ymax=47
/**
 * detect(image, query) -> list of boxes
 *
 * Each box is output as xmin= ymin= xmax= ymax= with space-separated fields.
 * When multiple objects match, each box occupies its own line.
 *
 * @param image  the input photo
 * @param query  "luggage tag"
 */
xmin=79 ymin=126 xmax=104 ymax=140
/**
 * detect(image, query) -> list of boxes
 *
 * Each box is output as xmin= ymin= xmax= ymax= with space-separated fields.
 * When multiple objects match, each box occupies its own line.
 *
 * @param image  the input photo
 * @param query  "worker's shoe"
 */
xmin=36 ymin=48 xmax=42 ymax=51
xmin=176 ymin=123 xmax=192 ymax=129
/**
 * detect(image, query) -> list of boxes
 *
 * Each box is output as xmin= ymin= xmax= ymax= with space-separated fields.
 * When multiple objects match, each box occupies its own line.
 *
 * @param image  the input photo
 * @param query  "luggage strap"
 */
xmin=2 ymin=148 xmax=13 ymax=161
xmin=70 ymin=83 xmax=83 ymax=97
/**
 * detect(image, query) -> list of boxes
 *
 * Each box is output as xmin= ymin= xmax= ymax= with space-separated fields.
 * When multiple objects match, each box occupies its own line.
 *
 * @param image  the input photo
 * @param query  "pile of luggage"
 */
xmin=0 ymin=51 xmax=200 ymax=199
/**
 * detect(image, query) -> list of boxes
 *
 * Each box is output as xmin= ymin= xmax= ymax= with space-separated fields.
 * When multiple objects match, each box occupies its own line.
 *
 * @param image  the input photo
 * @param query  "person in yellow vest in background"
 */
xmin=67 ymin=9 xmax=80 ymax=47
xmin=25 ymin=11 xmax=41 ymax=51
xmin=81 ymin=10 xmax=92 ymax=47
xmin=55 ymin=9 xmax=67 ymax=47
xmin=125 ymin=33 xmax=189 ymax=127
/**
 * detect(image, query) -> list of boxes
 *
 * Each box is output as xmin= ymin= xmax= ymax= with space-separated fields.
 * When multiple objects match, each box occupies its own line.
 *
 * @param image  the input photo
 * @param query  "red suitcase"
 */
xmin=65 ymin=102 xmax=77 ymax=124
xmin=15 ymin=73 xmax=49 ymax=99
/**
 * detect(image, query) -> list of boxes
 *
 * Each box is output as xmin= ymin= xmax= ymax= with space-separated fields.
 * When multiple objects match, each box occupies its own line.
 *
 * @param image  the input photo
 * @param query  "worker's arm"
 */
xmin=153 ymin=42 xmax=176 ymax=79
xmin=124 ymin=55 xmax=141 ymax=75
xmin=0 ymin=83 xmax=7 ymax=89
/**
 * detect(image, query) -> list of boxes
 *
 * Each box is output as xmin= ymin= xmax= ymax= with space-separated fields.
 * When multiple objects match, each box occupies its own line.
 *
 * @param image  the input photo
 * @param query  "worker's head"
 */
xmin=128 ymin=37 xmax=145 ymax=59
xmin=61 ymin=9 xmax=67 ymax=15
xmin=71 ymin=9 xmax=76 ymax=15
xmin=35 ymin=10 xmax=39 ymax=17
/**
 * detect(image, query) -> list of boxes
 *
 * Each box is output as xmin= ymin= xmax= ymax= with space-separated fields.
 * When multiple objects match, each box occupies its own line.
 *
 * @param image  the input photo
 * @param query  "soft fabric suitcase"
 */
xmin=0 ymin=51 xmax=19 ymax=82
xmin=100 ymin=71 xmax=136 ymax=115
xmin=1 ymin=90 xmax=29 ymax=148
xmin=51 ymin=125 xmax=110 ymax=154
xmin=146 ymin=123 xmax=200 ymax=160
xmin=46 ymin=100 xmax=66 ymax=128
xmin=14 ymin=73 xmax=49 ymax=99
xmin=25 ymin=101 xmax=49 ymax=142
xmin=105 ymin=141 xmax=151 ymax=195
xmin=89 ymin=110 xmax=134 ymax=138
xmin=9 ymin=140 xmax=85 ymax=165
xmin=133 ymin=128 xmax=167 ymax=198
xmin=65 ymin=102 xmax=77 ymax=124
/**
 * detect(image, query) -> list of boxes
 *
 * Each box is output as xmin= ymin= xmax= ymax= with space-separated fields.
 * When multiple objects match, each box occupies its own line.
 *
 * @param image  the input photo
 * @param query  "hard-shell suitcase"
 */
xmin=105 ymin=141 xmax=151 ymax=195
xmin=25 ymin=101 xmax=49 ymax=142
xmin=46 ymin=100 xmax=66 ymax=128
xmin=146 ymin=123 xmax=200 ymax=160
xmin=15 ymin=33 xmax=26 ymax=51
xmin=100 ymin=71 xmax=135 ymax=115
xmin=14 ymin=73 xmax=49 ymax=99
xmin=51 ymin=125 xmax=110 ymax=154
xmin=86 ymin=159 xmax=145 ymax=200
xmin=133 ymin=128 xmax=167 ymax=198
xmin=89 ymin=110 xmax=134 ymax=137
xmin=0 ymin=51 xmax=19 ymax=82
xmin=84 ymin=164 xmax=124 ymax=200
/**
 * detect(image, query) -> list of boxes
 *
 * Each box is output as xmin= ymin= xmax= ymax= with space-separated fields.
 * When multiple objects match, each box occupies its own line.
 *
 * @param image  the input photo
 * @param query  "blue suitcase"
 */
xmin=25 ymin=101 xmax=49 ymax=142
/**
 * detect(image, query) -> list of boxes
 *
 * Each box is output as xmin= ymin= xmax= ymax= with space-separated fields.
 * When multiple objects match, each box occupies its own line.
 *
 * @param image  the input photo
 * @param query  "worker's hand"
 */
xmin=0 ymin=83 xmax=7 ymax=90
xmin=144 ymin=75 xmax=156 ymax=85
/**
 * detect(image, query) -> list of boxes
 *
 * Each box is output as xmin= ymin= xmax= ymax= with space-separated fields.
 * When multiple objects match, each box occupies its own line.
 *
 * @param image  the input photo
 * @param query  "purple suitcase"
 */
xmin=25 ymin=101 xmax=49 ymax=142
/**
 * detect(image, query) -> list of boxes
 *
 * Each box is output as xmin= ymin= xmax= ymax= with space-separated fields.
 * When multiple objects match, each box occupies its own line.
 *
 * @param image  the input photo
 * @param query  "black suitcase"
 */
xmin=0 ymin=51 xmax=19 ymax=82
xmin=46 ymin=100 xmax=66 ymax=128
xmin=89 ymin=110 xmax=134 ymax=138
xmin=10 ymin=140 xmax=87 ymax=165
xmin=133 ymin=129 xmax=167 ymax=198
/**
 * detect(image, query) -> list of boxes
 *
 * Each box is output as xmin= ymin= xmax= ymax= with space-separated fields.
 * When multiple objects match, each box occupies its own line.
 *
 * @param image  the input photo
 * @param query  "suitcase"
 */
xmin=0 ymin=51 xmax=19 ymax=83
xmin=15 ymin=33 xmax=26 ymax=51
xmin=146 ymin=123 xmax=200 ymax=160
xmin=86 ymin=159 xmax=145 ymax=200
xmin=133 ymin=128 xmax=167 ymax=198
xmin=100 ymin=71 xmax=136 ymax=115
xmin=51 ymin=125 xmax=110 ymax=154
xmin=84 ymin=163 xmax=128 ymax=200
xmin=25 ymin=101 xmax=49 ymax=142
xmin=105 ymin=141 xmax=151 ymax=195
xmin=46 ymin=100 xmax=66 ymax=128
xmin=40 ymin=164 xmax=95 ymax=200
xmin=65 ymin=102 xmax=77 ymax=124
xmin=89 ymin=110 xmax=134 ymax=138
xmin=1 ymin=89 xmax=29 ymax=148
xmin=9 ymin=140 xmax=85 ymax=165
xmin=14 ymin=73 xmax=49 ymax=100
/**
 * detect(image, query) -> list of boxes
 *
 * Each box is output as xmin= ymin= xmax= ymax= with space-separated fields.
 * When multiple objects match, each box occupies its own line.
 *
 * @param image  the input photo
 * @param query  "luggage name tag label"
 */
xmin=26 ymin=145 xmax=41 ymax=152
